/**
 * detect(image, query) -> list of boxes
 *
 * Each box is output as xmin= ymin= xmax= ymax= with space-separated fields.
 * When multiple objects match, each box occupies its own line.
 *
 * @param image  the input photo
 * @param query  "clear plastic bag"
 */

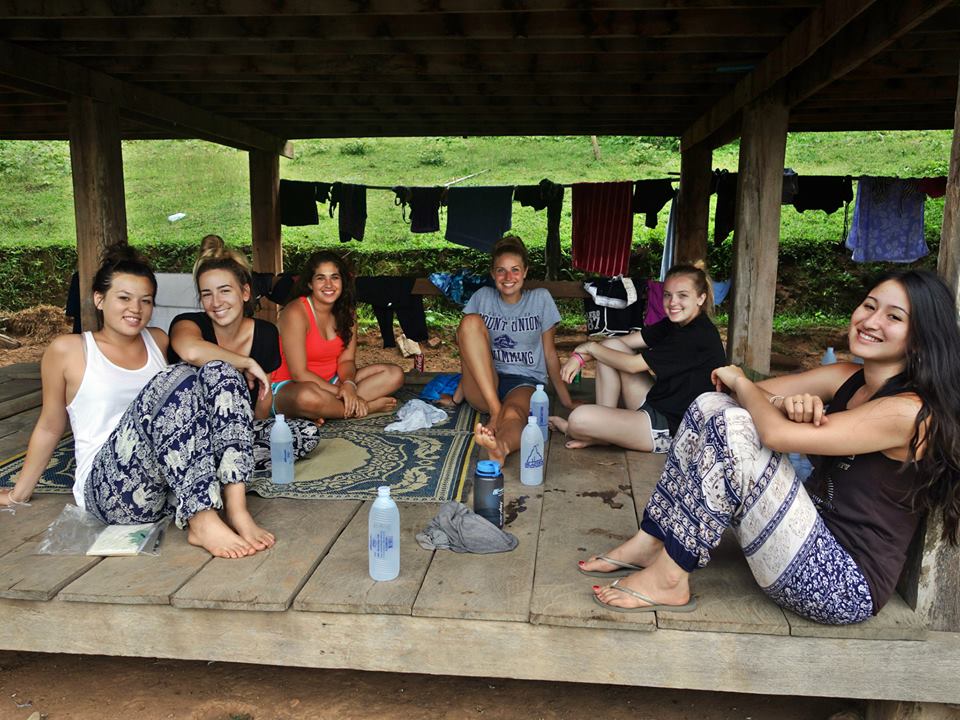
xmin=36 ymin=504 xmax=170 ymax=556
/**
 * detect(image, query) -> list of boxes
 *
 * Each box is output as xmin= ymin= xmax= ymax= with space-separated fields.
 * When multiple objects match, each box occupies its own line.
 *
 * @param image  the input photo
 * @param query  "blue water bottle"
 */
xmin=474 ymin=460 xmax=504 ymax=528
xmin=530 ymin=384 xmax=550 ymax=442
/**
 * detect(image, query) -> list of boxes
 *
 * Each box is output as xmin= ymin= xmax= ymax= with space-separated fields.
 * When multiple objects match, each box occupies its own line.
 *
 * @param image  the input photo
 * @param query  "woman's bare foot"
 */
xmin=367 ymin=396 xmax=399 ymax=414
xmin=593 ymin=562 xmax=691 ymax=610
xmin=436 ymin=393 xmax=459 ymax=409
xmin=227 ymin=507 xmax=276 ymax=551
xmin=474 ymin=422 xmax=508 ymax=465
xmin=579 ymin=532 xmax=664 ymax=575
xmin=187 ymin=509 xmax=256 ymax=559
xmin=547 ymin=415 xmax=568 ymax=433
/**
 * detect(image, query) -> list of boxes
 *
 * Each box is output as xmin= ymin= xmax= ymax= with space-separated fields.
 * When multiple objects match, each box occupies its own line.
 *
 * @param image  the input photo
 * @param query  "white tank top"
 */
xmin=67 ymin=330 xmax=167 ymax=509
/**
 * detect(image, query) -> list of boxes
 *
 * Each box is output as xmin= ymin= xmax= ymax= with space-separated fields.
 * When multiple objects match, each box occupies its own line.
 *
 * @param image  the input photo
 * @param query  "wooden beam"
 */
xmin=0 ymin=40 xmax=290 ymax=156
xmin=676 ymin=143 xmax=712 ymax=266
xmin=727 ymin=92 xmax=789 ymax=375
xmin=68 ymin=96 xmax=127 ymax=332
xmin=0 ymin=11 xmax=806 ymax=42
xmin=0 ymin=1 xmax=821 ymax=19
xmin=249 ymin=150 xmax=281 ymax=324
xmin=682 ymin=0 xmax=954 ymax=150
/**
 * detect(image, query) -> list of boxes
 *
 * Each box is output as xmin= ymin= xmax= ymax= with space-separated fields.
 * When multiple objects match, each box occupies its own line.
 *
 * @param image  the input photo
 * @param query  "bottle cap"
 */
xmin=535 ymin=384 xmax=544 ymax=391
xmin=377 ymin=486 xmax=391 ymax=497
xmin=527 ymin=415 xmax=538 ymax=425
xmin=476 ymin=460 xmax=502 ymax=476
xmin=276 ymin=413 xmax=285 ymax=422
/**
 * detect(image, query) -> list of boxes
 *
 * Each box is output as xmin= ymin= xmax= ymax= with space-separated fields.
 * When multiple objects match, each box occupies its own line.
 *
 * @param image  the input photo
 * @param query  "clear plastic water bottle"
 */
xmin=821 ymin=346 xmax=837 ymax=365
xmin=530 ymin=384 xmax=550 ymax=442
xmin=474 ymin=460 xmax=504 ymax=527
xmin=369 ymin=486 xmax=400 ymax=581
xmin=520 ymin=415 xmax=545 ymax=486
xmin=270 ymin=414 xmax=294 ymax=484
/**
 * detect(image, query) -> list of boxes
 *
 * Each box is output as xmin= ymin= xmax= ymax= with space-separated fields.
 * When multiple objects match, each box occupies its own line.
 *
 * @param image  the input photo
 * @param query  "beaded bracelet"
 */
xmin=342 ymin=379 xmax=358 ymax=389
xmin=768 ymin=395 xmax=785 ymax=408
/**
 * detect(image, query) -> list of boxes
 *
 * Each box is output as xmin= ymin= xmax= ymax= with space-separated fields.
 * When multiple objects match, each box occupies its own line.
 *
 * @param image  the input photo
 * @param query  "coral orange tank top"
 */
xmin=273 ymin=296 xmax=345 ymax=382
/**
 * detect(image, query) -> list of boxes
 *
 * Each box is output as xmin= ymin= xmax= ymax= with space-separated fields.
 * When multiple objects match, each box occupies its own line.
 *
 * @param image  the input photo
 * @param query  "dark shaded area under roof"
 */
xmin=0 ymin=2 xmax=957 ymax=147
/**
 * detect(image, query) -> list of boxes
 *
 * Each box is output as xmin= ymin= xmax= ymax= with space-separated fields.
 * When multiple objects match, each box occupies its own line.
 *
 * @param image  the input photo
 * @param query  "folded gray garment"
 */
xmin=416 ymin=501 xmax=518 ymax=554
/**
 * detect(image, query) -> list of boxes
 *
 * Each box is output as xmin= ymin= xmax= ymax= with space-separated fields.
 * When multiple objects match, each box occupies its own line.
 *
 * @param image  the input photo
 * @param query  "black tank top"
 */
xmin=808 ymin=369 xmax=920 ymax=614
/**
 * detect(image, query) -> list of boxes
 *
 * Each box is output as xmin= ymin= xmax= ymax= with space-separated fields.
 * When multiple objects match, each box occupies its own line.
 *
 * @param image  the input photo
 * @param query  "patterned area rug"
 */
xmin=0 ymin=388 xmax=478 ymax=504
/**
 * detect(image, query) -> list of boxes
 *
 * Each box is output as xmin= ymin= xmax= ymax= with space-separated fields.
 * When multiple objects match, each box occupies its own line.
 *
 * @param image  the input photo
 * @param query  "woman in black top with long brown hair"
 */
xmin=583 ymin=270 xmax=960 ymax=624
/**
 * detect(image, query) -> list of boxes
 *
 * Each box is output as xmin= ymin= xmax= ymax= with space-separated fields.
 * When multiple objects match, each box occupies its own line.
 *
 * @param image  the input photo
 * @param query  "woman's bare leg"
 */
xmin=593 ymin=548 xmax=692 ymax=610
xmin=563 ymin=405 xmax=654 ymax=451
xmin=457 ymin=314 xmax=501 ymax=421
xmin=222 ymin=481 xmax=275 ymax=551
xmin=275 ymin=382 xmax=345 ymax=420
xmin=355 ymin=363 xmax=404 ymax=412
xmin=473 ymin=387 xmax=533 ymax=465
xmin=579 ymin=529 xmax=664 ymax=573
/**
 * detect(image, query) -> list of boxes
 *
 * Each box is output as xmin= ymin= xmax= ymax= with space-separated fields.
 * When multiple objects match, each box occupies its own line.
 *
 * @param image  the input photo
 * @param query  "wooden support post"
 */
xmin=915 ymin=64 xmax=960 ymax=633
xmin=68 ymin=96 xmax=128 ymax=332
xmin=676 ymin=143 xmax=712 ymax=265
xmin=727 ymin=93 xmax=788 ymax=375
xmin=249 ymin=149 xmax=281 ymax=323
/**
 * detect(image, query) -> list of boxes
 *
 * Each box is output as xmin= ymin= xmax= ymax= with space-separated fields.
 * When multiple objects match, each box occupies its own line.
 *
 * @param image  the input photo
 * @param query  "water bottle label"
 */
xmin=369 ymin=529 xmax=395 ymax=559
xmin=523 ymin=445 xmax=544 ymax=469
xmin=283 ymin=447 xmax=293 ymax=464
xmin=492 ymin=487 xmax=504 ymax=497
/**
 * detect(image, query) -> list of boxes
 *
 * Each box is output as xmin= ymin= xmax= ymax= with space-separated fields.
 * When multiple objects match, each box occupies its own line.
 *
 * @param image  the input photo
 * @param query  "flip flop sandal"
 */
xmin=592 ymin=578 xmax=698 ymax=614
xmin=578 ymin=554 xmax=645 ymax=578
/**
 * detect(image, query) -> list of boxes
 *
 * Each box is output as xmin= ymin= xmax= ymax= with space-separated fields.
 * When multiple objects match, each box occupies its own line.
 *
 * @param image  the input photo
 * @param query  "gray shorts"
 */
xmin=638 ymin=401 xmax=673 ymax=454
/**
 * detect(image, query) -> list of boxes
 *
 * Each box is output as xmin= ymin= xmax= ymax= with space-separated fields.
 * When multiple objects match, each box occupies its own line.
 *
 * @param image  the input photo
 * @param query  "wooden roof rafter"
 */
xmin=0 ymin=38 xmax=291 ymax=156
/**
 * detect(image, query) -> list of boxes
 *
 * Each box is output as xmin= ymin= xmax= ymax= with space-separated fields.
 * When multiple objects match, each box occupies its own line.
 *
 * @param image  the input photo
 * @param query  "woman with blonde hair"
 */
xmin=549 ymin=262 xmax=726 ymax=453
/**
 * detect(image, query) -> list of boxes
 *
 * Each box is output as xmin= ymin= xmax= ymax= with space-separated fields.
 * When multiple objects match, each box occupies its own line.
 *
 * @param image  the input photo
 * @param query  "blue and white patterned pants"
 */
xmin=84 ymin=361 xmax=256 ymax=529
xmin=641 ymin=392 xmax=874 ymax=625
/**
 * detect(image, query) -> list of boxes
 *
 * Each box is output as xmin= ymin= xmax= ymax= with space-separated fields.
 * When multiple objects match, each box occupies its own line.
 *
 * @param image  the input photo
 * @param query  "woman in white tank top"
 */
xmin=1 ymin=248 xmax=274 ymax=559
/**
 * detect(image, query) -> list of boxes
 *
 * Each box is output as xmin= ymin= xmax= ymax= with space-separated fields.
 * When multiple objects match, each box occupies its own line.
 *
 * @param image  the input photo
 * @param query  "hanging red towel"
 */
xmin=572 ymin=182 xmax=634 ymax=276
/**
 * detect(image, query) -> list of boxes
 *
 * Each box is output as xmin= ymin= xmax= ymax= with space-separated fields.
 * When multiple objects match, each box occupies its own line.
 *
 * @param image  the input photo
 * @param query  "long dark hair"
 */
xmin=91 ymin=245 xmax=157 ymax=329
xmin=880 ymin=270 xmax=960 ymax=544
xmin=292 ymin=250 xmax=355 ymax=347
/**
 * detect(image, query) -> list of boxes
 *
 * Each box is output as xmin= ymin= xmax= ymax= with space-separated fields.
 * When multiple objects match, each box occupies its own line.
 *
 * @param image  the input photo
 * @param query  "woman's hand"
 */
xmin=337 ymin=381 xmax=367 ymax=418
xmin=712 ymin=364 xmax=747 ymax=393
xmin=242 ymin=359 xmax=270 ymax=401
xmin=782 ymin=393 xmax=828 ymax=427
xmin=560 ymin=355 xmax=582 ymax=384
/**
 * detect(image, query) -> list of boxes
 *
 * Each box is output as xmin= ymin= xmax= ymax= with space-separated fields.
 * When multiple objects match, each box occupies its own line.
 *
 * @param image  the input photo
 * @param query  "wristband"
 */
xmin=342 ymin=379 xmax=358 ymax=389
xmin=572 ymin=352 xmax=586 ymax=368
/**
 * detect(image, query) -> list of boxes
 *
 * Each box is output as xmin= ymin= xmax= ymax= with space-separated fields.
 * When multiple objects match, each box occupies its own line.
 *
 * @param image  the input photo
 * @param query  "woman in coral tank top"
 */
xmin=272 ymin=251 xmax=403 ymax=421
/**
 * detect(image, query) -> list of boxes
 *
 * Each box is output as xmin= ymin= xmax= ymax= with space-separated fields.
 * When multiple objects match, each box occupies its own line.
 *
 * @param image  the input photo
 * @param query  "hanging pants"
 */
xmin=85 ymin=361 xmax=255 ymax=529
xmin=641 ymin=393 xmax=874 ymax=625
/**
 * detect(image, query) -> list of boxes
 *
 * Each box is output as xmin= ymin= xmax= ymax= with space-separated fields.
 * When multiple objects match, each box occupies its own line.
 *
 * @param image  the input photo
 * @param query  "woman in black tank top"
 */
xmin=582 ymin=270 xmax=960 ymax=624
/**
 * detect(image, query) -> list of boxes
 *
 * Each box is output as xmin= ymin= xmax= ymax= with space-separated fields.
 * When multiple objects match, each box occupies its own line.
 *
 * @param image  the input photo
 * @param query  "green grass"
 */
xmin=1 ymin=131 xmax=950 ymax=252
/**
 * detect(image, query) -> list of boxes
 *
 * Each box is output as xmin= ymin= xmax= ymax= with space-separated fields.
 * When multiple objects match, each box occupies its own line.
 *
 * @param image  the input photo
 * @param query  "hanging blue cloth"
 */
xmin=845 ymin=177 xmax=928 ymax=263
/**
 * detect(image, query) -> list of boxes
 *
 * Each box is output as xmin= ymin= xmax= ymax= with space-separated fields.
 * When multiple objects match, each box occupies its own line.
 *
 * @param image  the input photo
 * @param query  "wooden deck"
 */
xmin=1 ymin=364 xmax=959 ymax=705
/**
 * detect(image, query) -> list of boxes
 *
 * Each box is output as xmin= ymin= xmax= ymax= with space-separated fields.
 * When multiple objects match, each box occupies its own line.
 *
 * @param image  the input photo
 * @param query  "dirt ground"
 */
xmin=0 ymin=307 xmax=863 ymax=720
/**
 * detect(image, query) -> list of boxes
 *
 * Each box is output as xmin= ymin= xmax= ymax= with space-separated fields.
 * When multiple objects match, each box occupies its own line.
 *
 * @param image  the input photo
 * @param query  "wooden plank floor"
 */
xmin=0 ymin=367 xmax=952 ymax=704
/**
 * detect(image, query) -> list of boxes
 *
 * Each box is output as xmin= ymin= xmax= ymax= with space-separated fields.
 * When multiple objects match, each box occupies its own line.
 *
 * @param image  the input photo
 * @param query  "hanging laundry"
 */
xmin=659 ymin=194 xmax=677 ymax=281
xmin=782 ymin=168 xmax=799 ymax=205
xmin=631 ymin=179 xmax=676 ymax=229
xmin=845 ymin=177 xmax=928 ymax=264
xmin=355 ymin=276 xmax=429 ymax=348
xmin=409 ymin=187 xmax=444 ymax=233
xmin=712 ymin=279 xmax=731 ymax=306
xmin=791 ymin=176 xmax=853 ymax=214
xmin=428 ymin=269 xmax=492 ymax=306
xmin=444 ymin=186 xmax=514 ymax=252
xmin=329 ymin=182 xmax=367 ymax=242
xmin=513 ymin=178 xmax=563 ymax=211
xmin=917 ymin=176 xmax=947 ymax=199
xmin=582 ymin=276 xmax=645 ymax=336
xmin=713 ymin=171 xmax=737 ymax=246
xmin=279 ymin=179 xmax=331 ymax=226
xmin=571 ymin=181 xmax=634 ymax=276
xmin=644 ymin=279 xmax=667 ymax=326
